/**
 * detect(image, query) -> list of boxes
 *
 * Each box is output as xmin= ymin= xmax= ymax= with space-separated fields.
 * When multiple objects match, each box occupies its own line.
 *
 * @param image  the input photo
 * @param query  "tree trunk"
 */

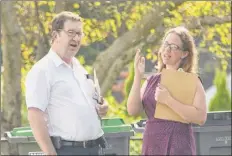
xmin=55 ymin=0 xmax=66 ymax=13
xmin=1 ymin=1 xmax=22 ymax=154
xmin=34 ymin=1 xmax=50 ymax=61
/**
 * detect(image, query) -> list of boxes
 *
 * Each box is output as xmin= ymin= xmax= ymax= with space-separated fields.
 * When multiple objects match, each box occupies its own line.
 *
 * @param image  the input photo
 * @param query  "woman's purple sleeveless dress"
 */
xmin=141 ymin=74 xmax=196 ymax=155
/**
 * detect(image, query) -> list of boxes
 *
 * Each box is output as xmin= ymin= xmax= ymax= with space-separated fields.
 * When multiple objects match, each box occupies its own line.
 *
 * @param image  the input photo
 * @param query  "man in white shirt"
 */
xmin=25 ymin=11 xmax=108 ymax=155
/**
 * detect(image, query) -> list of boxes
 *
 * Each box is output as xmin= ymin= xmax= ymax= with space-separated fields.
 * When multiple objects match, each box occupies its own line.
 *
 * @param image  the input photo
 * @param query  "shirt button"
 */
xmin=44 ymin=117 xmax=48 ymax=122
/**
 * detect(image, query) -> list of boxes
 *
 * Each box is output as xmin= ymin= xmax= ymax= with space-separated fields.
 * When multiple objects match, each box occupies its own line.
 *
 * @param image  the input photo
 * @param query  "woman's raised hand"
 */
xmin=134 ymin=49 xmax=145 ymax=78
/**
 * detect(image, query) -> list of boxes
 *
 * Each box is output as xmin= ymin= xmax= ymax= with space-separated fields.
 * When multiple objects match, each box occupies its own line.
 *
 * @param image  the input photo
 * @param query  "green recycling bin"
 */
xmin=1 ymin=126 xmax=41 ymax=155
xmin=101 ymin=118 xmax=134 ymax=155
xmin=1 ymin=118 xmax=134 ymax=155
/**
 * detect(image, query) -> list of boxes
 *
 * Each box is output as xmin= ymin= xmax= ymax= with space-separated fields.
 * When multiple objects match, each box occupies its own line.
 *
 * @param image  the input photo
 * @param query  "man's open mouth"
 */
xmin=70 ymin=43 xmax=78 ymax=47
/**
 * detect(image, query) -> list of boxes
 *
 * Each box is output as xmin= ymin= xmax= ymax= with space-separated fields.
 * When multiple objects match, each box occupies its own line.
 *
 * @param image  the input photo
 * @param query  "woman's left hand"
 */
xmin=155 ymin=84 xmax=172 ymax=105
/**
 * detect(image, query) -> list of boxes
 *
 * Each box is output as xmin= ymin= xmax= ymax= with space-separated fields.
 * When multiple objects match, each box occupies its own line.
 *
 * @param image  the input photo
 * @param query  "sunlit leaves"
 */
xmin=77 ymin=55 xmax=85 ymax=65
xmin=94 ymin=1 xmax=101 ymax=7
xmin=21 ymin=43 xmax=35 ymax=73
xmin=185 ymin=2 xmax=210 ymax=17
xmin=150 ymin=29 xmax=155 ymax=34
xmin=83 ymin=18 xmax=112 ymax=43
xmin=160 ymin=1 xmax=167 ymax=7
xmin=200 ymin=21 xmax=231 ymax=70
xmin=202 ymin=2 xmax=212 ymax=16
xmin=130 ymin=137 xmax=143 ymax=155
xmin=114 ymin=12 xmax=122 ymax=27
xmin=126 ymin=19 xmax=134 ymax=30
xmin=221 ymin=59 xmax=229 ymax=71
xmin=78 ymin=1 xmax=154 ymax=44
xmin=168 ymin=10 xmax=183 ymax=25
xmin=47 ymin=1 xmax=55 ymax=7
xmin=84 ymin=65 xmax=92 ymax=74
xmin=73 ymin=3 xmax=80 ymax=9
xmin=180 ymin=1 xmax=230 ymax=18
xmin=146 ymin=53 xmax=152 ymax=60
xmin=215 ymin=23 xmax=231 ymax=46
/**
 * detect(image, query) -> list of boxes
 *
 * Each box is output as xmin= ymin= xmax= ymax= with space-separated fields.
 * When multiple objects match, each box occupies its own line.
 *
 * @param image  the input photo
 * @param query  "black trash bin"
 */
xmin=132 ymin=111 xmax=231 ymax=155
xmin=192 ymin=111 xmax=231 ymax=155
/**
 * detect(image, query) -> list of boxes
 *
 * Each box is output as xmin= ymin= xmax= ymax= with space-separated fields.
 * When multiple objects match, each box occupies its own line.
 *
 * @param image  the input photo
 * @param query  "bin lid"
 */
xmin=9 ymin=118 xmax=133 ymax=137
xmin=11 ymin=127 xmax=32 ymax=136
xmin=102 ymin=117 xmax=133 ymax=134
xmin=101 ymin=118 xmax=125 ymax=127
xmin=11 ymin=129 xmax=33 ymax=137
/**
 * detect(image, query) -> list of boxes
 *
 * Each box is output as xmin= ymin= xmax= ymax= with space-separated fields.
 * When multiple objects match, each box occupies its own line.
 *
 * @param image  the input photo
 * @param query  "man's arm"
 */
xmin=28 ymin=108 xmax=56 ymax=155
xmin=25 ymin=67 xmax=56 ymax=155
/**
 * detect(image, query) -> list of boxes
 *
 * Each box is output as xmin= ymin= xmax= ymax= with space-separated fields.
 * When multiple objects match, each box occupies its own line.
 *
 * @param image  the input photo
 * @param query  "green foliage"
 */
xmin=209 ymin=69 xmax=231 ymax=111
xmin=124 ymin=63 xmax=134 ymax=97
xmin=129 ymin=134 xmax=143 ymax=155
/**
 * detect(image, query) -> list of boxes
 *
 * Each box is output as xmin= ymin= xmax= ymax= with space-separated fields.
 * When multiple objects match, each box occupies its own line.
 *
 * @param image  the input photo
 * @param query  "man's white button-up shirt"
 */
xmin=25 ymin=49 xmax=103 ymax=141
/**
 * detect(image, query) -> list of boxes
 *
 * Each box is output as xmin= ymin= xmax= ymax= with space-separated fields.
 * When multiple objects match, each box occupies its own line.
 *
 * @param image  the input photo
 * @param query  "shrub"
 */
xmin=209 ymin=69 xmax=231 ymax=111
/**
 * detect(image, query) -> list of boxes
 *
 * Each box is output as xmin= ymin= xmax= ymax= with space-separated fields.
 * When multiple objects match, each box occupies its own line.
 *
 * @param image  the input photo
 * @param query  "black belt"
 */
xmin=51 ymin=136 xmax=106 ymax=149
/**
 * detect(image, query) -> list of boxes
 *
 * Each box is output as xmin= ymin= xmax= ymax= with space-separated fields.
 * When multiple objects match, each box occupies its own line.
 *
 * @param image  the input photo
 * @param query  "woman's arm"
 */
xmin=166 ymin=79 xmax=207 ymax=125
xmin=127 ymin=75 xmax=147 ymax=116
xmin=127 ymin=48 xmax=147 ymax=116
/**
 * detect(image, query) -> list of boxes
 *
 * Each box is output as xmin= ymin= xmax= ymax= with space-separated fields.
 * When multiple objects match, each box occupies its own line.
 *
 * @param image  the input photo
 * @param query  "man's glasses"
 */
xmin=59 ymin=29 xmax=84 ymax=38
xmin=163 ymin=41 xmax=184 ymax=52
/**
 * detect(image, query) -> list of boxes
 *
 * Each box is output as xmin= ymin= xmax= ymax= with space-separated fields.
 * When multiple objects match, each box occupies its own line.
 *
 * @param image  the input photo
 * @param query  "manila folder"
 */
xmin=154 ymin=69 xmax=198 ymax=123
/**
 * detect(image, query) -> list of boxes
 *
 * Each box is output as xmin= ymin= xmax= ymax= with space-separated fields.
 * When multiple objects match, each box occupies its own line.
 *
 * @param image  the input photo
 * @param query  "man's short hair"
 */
xmin=51 ymin=11 xmax=82 ymax=32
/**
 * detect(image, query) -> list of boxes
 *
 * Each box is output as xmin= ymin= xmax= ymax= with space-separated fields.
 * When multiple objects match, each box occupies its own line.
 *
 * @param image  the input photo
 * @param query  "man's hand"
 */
xmin=96 ymin=99 xmax=108 ymax=117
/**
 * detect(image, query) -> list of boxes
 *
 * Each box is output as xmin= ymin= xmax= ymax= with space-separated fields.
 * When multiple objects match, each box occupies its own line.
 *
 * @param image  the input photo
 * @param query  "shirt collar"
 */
xmin=48 ymin=49 xmax=79 ymax=68
xmin=48 ymin=49 xmax=64 ymax=67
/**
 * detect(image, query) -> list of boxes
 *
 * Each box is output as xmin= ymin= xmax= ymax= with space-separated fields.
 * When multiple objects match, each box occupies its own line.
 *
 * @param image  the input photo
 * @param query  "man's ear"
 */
xmin=51 ymin=31 xmax=57 ymax=39
xmin=181 ymin=51 xmax=189 ymax=59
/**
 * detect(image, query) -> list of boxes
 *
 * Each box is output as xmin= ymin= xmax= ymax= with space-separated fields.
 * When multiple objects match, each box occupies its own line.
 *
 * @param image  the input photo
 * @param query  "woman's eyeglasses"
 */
xmin=163 ymin=41 xmax=184 ymax=52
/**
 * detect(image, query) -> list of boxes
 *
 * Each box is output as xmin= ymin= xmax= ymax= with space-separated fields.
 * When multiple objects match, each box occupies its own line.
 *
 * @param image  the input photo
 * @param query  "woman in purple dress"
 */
xmin=127 ymin=26 xmax=207 ymax=155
